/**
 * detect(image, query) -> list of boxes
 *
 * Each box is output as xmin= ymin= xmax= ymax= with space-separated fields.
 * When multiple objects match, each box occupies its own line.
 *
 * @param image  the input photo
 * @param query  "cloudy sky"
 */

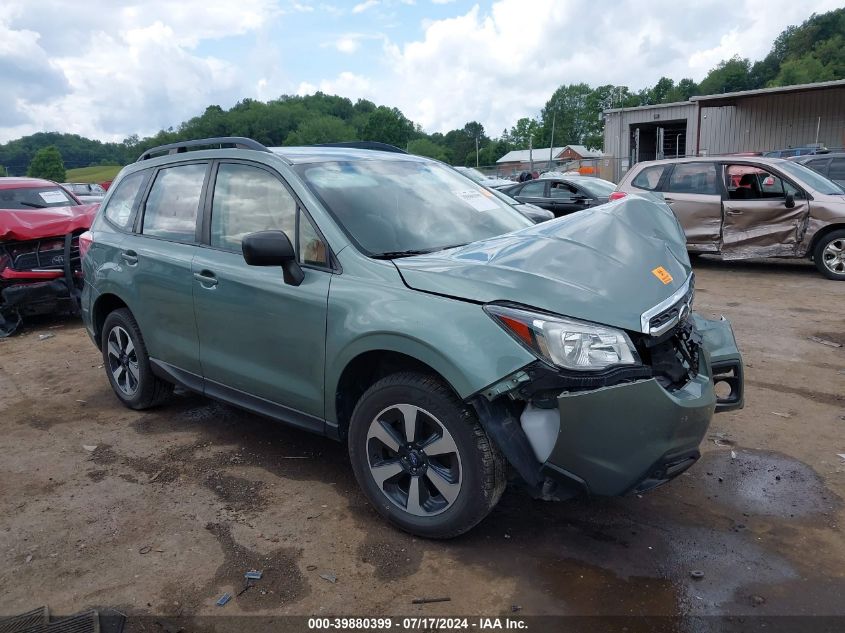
xmin=0 ymin=0 xmax=840 ymax=143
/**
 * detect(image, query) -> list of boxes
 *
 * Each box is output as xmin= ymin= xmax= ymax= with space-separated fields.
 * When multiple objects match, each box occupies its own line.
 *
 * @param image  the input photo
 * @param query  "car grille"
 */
xmin=647 ymin=276 xmax=695 ymax=336
xmin=4 ymin=232 xmax=81 ymax=272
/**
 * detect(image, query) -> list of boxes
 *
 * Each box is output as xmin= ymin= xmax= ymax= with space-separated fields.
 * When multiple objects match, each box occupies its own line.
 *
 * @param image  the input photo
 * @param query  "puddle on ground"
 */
xmin=683 ymin=449 xmax=840 ymax=519
xmin=437 ymin=448 xmax=840 ymax=616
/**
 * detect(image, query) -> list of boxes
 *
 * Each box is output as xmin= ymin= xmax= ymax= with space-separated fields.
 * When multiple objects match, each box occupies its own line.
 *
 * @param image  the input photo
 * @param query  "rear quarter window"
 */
xmin=102 ymin=171 xmax=147 ymax=231
xmin=631 ymin=165 xmax=669 ymax=191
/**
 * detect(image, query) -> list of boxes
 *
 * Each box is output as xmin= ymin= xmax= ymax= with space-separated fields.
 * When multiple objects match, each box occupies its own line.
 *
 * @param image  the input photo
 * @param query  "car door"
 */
xmin=191 ymin=161 xmax=331 ymax=428
xmin=548 ymin=180 xmax=588 ymax=216
xmin=720 ymin=164 xmax=810 ymax=258
xmin=661 ymin=162 xmax=723 ymax=249
xmin=122 ymin=161 xmax=208 ymax=376
xmin=510 ymin=180 xmax=549 ymax=209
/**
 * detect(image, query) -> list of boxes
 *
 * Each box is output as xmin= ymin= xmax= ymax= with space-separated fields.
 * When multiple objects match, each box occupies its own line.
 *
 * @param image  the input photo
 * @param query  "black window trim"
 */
xmin=133 ymin=159 xmax=212 ymax=245
xmin=198 ymin=158 xmax=338 ymax=274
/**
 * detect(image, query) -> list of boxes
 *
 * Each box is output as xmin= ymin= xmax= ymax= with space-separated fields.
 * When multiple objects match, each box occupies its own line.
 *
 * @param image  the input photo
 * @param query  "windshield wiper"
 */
xmin=371 ymin=243 xmax=469 ymax=260
xmin=19 ymin=202 xmax=47 ymax=208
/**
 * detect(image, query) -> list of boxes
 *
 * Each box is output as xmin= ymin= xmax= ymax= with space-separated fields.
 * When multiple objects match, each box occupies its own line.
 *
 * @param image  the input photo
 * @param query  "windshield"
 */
xmin=0 ymin=186 xmax=76 ymax=210
xmin=778 ymin=161 xmax=844 ymax=195
xmin=576 ymin=178 xmax=616 ymax=198
xmin=297 ymin=160 xmax=531 ymax=256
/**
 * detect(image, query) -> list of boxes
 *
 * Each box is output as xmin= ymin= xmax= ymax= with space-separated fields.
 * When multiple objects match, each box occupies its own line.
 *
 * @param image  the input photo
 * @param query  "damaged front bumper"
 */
xmin=0 ymin=232 xmax=83 ymax=337
xmin=474 ymin=314 xmax=743 ymax=499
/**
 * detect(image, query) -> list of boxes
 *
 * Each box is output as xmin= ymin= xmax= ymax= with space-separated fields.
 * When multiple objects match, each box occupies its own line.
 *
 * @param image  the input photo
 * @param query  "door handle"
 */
xmin=121 ymin=250 xmax=138 ymax=265
xmin=663 ymin=197 xmax=675 ymax=203
xmin=726 ymin=209 xmax=743 ymax=216
xmin=193 ymin=271 xmax=218 ymax=287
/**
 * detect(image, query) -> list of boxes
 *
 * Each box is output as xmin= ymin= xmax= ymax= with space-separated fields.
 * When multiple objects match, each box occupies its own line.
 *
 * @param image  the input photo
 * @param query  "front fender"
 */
xmin=324 ymin=272 xmax=536 ymax=424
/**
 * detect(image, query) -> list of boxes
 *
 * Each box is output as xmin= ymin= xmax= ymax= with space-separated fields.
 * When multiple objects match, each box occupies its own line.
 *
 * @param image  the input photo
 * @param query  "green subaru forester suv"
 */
xmin=80 ymin=138 xmax=744 ymax=538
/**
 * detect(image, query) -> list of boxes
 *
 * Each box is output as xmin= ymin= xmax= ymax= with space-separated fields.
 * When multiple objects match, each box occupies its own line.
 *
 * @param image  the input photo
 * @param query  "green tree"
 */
xmin=284 ymin=115 xmax=356 ymax=145
xmin=362 ymin=106 xmax=415 ymax=147
xmin=407 ymin=138 xmax=449 ymax=162
xmin=698 ymin=56 xmax=754 ymax=94
xmin=537 ymin=83 xmax=595 ymax=147
xmin=508 ymin=117 xmax=539 ymax=148
xmin=0 ymin=165 xmax=7 ymax=176
xmin=27 ymin=146 xmax=66 ymax=182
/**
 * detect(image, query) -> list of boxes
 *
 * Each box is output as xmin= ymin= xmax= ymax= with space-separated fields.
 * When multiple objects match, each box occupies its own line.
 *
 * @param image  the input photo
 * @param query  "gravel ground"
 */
xmin=1 ymin=256 xmax=843 ymax=627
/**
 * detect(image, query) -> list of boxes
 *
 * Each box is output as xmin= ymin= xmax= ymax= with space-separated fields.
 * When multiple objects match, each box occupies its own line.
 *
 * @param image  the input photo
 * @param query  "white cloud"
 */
xmin=352 ymin=0 xmax=379 ymax=13
xmin=0 ymin=0 xmax=279 ymax=143
xmin=1 ymin=0 xmax=842 ymax=145
xmin=345 ymin=0 xmax=845 ymax=135
xmin=336 ymin=37 xmax=361 ymax=53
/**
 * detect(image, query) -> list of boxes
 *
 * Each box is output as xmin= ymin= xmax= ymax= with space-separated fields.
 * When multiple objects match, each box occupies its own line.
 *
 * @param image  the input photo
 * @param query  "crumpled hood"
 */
xmin=394 ymin=197 xmax=692 ymax=333
xmin=0 ymin=203 xmax=99 ymax=241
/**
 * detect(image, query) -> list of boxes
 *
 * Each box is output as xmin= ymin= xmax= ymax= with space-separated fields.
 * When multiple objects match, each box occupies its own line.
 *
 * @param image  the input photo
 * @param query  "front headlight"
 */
xmin=484 ymin=304 xmax=639 ymax=371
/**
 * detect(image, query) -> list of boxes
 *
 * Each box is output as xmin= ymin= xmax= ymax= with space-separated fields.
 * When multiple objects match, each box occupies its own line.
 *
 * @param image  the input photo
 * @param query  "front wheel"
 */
xmin=813 ymin=229 xmax=845 ymax=280
xmin=348 ymin=372 xmax=506 ymax=538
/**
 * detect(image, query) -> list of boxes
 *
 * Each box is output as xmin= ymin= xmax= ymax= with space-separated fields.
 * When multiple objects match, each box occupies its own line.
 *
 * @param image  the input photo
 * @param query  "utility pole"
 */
xmin=549 ymin=100 xmax=559 ymax=170
xmin=529 ymin=136 xmax=533 ymax=172
xmin=475 ymin=136 xmax=479 ymax=168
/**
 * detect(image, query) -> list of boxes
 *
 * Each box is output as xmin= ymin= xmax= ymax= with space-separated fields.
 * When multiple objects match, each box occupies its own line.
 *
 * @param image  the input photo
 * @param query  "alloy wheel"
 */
xmin=822 ymin=238 xmax=845 ymax=274
xmin=106 ymin=326 xmax=140 ymax=396
xmin=366 ymin=404 xmax=462 ymax=517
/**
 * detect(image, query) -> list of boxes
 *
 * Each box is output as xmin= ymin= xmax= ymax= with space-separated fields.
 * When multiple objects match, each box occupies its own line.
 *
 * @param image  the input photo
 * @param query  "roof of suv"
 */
xmin=270 ymin=146 xmax=424 ymax=165
xmin=632 ymin=156 xmax=791 ymax=168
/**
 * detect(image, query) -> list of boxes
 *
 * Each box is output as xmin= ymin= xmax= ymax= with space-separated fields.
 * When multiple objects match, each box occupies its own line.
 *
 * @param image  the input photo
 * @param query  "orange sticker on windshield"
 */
xmin=651 ymin=266 xmax=673 ymax=285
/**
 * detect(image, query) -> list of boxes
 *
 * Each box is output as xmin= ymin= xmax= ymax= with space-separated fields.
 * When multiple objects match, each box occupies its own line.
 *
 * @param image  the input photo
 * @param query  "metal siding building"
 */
xmin=603 ymin=80 xmax=845 ymax=182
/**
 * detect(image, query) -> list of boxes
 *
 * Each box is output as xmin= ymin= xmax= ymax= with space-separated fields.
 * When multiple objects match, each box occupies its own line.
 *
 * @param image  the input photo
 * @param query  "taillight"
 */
xmin=608 ymin=191 xmax=627 ymax=201
xmin=78 ymin=231 xmax=94 ymax=261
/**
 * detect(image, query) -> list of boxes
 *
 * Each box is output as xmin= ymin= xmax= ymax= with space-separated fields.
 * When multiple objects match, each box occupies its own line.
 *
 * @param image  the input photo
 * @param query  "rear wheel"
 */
xmin=813 ymin=229 xmax=845 ymax=280
xmin=348 ymin=372 xmax=506 ymax=538
xmin=101 ymin=308 xmax=173 ymax=409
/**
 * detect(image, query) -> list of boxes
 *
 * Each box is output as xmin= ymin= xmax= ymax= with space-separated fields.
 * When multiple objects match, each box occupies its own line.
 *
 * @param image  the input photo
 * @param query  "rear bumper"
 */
xmin=541 ymin=314 xmax=743 ymax=497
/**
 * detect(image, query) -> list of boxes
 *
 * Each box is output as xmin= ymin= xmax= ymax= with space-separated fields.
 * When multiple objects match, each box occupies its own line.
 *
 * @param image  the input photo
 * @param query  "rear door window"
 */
xmin=667 ymin=163 xmax=719 ymax=194
xmin=142 ymin=163 xmax=207 ymax=242
xmin=631 ymin=165 xmax=669 ymax=191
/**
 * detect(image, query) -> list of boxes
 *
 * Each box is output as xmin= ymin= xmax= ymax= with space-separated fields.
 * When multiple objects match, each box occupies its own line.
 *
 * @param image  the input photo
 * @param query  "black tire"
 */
xmin=813 ymin=229 xmax=845 ymax=281
xmin=348 ymin=372 xmax=506 ymax=538
xmin=101 ymin=308 xmax=173 ymax=409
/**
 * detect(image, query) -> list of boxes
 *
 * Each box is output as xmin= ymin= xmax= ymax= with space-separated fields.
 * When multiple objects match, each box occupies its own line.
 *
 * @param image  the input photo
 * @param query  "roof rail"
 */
xmin=136 ymin=137 xmax=270 ymax=162
xmin=315 ymin=141 xmax=408 ymax=154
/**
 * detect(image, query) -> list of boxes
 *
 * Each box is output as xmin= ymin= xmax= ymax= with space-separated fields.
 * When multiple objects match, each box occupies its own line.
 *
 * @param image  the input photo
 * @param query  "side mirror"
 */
xmin=785 ymin=193 xmax=795 ymax=209
xmin=242 ymin=230 xmax=304 ymax=286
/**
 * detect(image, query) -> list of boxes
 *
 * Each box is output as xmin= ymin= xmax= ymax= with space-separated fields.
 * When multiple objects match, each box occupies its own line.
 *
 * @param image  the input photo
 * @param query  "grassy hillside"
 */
xmin=65 ymin=164 xmax=123 ymax=183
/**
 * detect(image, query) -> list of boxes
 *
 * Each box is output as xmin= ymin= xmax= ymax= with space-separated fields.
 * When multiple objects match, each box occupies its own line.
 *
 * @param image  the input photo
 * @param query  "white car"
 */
xmin=454 ymin=167 xmax=513 ymax=189
xmin=62 ymin=182 xmax=106 ymax=203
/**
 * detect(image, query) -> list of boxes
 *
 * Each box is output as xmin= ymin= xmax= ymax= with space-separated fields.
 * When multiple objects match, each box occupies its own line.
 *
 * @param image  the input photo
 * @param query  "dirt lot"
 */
xmin=1 ymin=257 xmax=844 ymax=627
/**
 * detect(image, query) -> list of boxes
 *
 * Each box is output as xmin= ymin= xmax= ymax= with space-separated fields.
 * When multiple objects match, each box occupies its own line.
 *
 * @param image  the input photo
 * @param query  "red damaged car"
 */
xmin=0 ymin=177 xmax=98 ymax=337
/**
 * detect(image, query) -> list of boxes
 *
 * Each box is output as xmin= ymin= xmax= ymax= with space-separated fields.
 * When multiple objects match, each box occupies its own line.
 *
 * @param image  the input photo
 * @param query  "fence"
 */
xmin=476 ymin=157 xmax=630 ymax=184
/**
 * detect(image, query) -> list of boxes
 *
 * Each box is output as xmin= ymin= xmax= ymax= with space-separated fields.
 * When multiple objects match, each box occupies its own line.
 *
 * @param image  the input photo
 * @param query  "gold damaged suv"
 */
xmin=615 ymin=156 xmax=845 ymax=280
